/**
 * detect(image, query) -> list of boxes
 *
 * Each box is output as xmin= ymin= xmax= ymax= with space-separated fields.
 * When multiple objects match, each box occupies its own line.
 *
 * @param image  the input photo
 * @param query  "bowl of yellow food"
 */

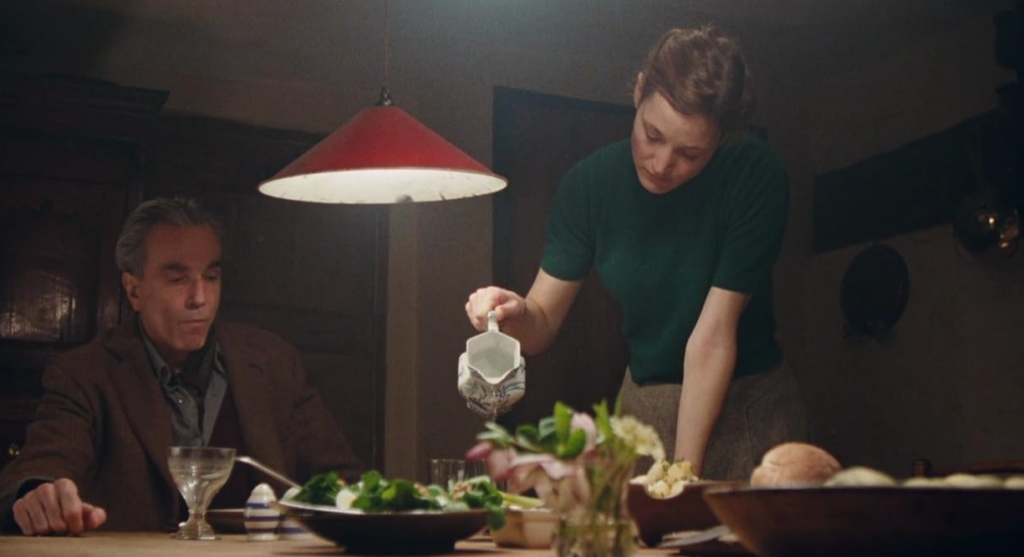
xmin=627 ymin=460 xmax=741 ymax=547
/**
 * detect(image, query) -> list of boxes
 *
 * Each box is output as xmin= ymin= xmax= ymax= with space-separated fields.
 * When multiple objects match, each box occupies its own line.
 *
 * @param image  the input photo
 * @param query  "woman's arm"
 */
xmin=673 ymin=286 xmax=751 ymax=475
xmin=466 ymin=269 xmax=582 ymax=355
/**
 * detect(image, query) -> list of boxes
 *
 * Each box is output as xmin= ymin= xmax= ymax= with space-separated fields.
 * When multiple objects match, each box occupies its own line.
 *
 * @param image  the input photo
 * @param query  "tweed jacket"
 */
xmin=0 ymin=320 xmax=363 ymax=532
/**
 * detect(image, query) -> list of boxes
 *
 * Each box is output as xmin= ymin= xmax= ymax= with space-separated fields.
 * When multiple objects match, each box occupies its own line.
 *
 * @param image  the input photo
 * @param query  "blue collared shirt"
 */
xmin=139 ymin=318 xmax=228 ymax=447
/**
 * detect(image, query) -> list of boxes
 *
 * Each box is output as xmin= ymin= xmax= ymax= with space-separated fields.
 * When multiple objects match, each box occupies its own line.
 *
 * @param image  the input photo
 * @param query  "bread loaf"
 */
xmin=750 ymin=442 xmax=842 ymax=487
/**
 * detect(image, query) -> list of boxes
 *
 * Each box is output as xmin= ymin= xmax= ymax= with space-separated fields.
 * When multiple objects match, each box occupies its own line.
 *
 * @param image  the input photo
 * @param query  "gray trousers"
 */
xmin=620 ymin=360 xmax=807 ymax=480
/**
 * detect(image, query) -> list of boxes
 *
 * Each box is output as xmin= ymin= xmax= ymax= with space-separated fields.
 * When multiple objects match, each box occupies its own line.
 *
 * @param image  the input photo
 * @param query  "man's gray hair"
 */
xmin=115 ymin=197 xmax=225 ymax=275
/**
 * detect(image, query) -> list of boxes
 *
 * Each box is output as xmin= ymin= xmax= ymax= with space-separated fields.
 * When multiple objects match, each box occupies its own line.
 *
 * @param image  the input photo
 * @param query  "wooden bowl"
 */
xmin=704 ymin=485 xmax=1024 ymax=557
xmin=626 ymin=480 xmax=741 ymax=547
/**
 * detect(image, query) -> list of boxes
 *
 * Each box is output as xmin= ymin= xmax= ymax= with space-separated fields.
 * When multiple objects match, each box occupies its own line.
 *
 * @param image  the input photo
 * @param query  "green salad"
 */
xmin=289 ymin=470 xmax=511 ymax=530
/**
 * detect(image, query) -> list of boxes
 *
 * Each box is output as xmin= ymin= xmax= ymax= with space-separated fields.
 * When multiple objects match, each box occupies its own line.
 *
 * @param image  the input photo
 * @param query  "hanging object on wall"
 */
xmin=841 ymin=244 xmax=910 ymax=337
xmin=953 ymin=188 xmax=1021 ymax=260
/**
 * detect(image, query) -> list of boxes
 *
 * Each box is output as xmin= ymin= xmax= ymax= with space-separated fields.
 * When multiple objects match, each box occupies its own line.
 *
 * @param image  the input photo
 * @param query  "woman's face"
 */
xmin=631 ymin=77 xmax=721 ymax=195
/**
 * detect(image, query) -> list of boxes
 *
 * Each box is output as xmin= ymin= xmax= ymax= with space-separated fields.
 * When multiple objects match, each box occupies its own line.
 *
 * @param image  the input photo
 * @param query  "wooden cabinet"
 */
xmin=0 ymin=76 xmax=149 ymax=468
xmin=0 ymin=75 xmax=386 ymax=470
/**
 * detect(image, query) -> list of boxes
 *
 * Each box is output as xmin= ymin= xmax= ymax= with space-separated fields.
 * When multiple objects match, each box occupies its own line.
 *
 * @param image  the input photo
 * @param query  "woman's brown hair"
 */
xmin=637 ymin=25 xmax=756 ymax=134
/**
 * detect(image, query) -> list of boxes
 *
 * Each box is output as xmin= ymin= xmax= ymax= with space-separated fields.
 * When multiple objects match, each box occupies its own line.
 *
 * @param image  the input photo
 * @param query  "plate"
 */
xmin=627 ymin=480 xmax=740 ymax=547
xmin=704 ymin=485 xmax=1024 ymax=557
xmin=661 ymin=526 xmax=753 ymax=556
xmin=275 ymin=500 xmax=488 ymax=554
xmin=206 ymin=508 xmax=246 ymax=534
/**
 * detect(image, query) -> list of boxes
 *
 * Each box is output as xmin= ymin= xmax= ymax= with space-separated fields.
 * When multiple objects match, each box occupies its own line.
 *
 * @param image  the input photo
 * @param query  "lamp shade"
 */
xmin=259 ymin=105 xmax=507 ymax=204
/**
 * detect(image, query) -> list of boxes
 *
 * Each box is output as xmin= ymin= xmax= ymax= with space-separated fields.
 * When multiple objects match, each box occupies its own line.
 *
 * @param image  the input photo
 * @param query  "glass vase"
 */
xmin=552 ymin=462 xmax=636 ymax=557
xmin=554 ymin=512 xmax=635 ymax=557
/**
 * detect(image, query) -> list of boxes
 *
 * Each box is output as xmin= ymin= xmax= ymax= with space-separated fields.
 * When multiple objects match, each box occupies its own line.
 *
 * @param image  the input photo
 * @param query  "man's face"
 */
xmin=122 ymin=224 xmax=222 ymax=369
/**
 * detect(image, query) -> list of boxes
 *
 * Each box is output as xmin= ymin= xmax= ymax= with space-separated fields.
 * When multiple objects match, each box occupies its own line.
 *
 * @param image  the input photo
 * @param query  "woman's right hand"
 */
xmin=465 ymin=286 xmax=527 ymax=331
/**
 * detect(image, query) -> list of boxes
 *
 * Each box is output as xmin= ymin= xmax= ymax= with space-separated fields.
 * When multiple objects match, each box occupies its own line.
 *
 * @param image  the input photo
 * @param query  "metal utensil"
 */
xmin=658 ymin=524 xmax=733 ymax=548
xmin=235 ymin=455 xmax=301 ymax=489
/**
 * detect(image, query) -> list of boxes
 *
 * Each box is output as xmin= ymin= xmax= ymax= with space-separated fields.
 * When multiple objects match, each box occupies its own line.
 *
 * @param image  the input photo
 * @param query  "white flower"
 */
xmin=610 ymin=415 xmax=665 ymax=462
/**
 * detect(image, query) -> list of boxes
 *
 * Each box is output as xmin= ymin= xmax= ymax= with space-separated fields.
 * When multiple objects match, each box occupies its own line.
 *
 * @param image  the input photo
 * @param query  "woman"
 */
xmin=465 ymin=25 xmax=806 ymax=480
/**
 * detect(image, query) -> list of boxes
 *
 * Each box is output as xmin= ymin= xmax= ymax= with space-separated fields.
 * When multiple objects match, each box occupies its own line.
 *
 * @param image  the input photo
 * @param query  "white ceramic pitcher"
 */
xmin=457 ymin=311 xmax=525 ymax=419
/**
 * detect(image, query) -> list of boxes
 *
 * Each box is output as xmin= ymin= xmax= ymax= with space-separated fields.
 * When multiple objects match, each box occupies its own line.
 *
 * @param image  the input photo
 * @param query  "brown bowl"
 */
xmin=704 ymin=485 xmax=1024 ymax=557
xmin=276 ymin=500 xmax=488 ymax=554
xmin=627 ymin=480 xmax=742 ymax=547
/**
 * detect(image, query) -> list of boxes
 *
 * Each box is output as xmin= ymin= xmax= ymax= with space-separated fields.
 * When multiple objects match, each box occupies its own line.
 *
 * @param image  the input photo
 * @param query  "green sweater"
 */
xmin=541 ymin=135 xmax=789 ymax=383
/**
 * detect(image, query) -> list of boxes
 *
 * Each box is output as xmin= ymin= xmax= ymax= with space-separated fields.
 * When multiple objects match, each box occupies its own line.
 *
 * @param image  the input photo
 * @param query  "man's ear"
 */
xmin=122 ymin=272 xmax=142 ymax=311
xmin=633 ymin=72 xmax=644 ymax=109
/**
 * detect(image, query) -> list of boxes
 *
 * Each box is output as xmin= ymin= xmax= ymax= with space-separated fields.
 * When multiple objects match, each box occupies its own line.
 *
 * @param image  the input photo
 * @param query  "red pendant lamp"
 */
xmin=260 ymin=89 xmax=506 ymax=203
xmin=258 ymin=2 xmax=507 ymax=204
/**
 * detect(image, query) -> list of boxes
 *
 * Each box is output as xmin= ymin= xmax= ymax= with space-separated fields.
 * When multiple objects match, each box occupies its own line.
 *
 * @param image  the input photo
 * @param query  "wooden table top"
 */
xmin=0 ymin=532 xmax=685 ymax=557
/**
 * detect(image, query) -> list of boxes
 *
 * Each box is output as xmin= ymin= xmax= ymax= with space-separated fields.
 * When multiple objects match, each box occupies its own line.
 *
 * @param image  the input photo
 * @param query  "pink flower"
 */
xmin=465 ymin=441 xmax=492 ymax=461
xmin=466 ymin=441 xmax=518 ymax=481
xmin=510 ymin=453 xmax=578 ymax=481
xmin=497 ymin=453 xmax=592 ymax=511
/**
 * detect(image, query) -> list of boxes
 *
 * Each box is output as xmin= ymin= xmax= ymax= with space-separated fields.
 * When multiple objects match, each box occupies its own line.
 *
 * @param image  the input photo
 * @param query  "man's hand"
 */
xmin=12 ymin=478 xmax=107 ymax=536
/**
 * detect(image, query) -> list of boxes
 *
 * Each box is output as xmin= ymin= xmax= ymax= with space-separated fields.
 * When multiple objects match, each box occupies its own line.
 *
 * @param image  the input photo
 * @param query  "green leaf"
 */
xmin=515 ymin=424 xmax=540 ymax=447
xmin=426 ymin=484 xmax=448 ymax=499
xmin=613 ymin=392 xmax=624 ymax=417
xmin=593 ymin=399 xmax=613 ymax=439
xmin=291 ymin=471 xmax=342 ymax=506
xmin=538 ymin=416 xmax=556 ymax=438
xmin=477 ymin=430 xmax=512 ymax=447
xmin=558 ymin=428 xmax=587 ymax=459
xmin=500 ymin=492 xmax=544 ymax=509
xmin=484 ymin=421 xmax=512 ymax=436
xmin=445 ymin=500 xmax=469 ymax=511
xmin=554 ymin=402 xmax=573 ymax=442
xmin=486 ymin=504 xmax=507 ymax=531
xmin=477 ymin=421 xmax=515 ymax=448
xmin=450 ymin=476 xmax=506 ymax=531
xmin=361 ymin=470 xmax=383 ymax=492
xmin=537 ymin=417 xmax=559 ymax=452
xmin=351 ymin=494 xmax=373 ymax=510
xmin=463 ymin=490 xmax=485 ymax=507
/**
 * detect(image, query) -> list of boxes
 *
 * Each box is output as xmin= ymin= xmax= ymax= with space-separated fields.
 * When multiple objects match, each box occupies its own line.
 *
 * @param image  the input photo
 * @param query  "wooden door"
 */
xmin=492 ymin=87 xmax=635 ymax=425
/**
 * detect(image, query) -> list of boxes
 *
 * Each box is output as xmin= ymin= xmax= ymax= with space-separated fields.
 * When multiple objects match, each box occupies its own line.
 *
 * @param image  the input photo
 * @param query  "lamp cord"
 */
xmin=376 ymin=0 xmax=393 ymax=106
xmin=383 ymin=0 xmax=389 ymax=91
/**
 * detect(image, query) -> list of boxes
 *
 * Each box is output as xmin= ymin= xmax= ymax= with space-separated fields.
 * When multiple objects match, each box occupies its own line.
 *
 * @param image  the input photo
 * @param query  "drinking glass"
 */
xmin=167 ymin=446 xmax=236 ymax=540
xmin=430 ymin=458 xmax=487 ymax=490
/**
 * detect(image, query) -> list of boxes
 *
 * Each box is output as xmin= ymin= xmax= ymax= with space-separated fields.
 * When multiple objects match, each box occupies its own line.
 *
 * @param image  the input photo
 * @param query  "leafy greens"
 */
xmin=290 ymin=469 xmax=507 ymax=530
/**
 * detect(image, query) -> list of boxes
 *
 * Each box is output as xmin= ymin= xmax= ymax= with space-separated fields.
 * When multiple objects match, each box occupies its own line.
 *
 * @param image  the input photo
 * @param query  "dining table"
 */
xmin=0 ymin=532 xmax=694 ymax=557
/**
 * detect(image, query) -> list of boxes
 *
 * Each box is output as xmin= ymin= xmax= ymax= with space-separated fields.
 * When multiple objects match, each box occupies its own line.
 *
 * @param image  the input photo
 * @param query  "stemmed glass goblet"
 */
xmin=167 ymin=446 xmax=236 ymax=540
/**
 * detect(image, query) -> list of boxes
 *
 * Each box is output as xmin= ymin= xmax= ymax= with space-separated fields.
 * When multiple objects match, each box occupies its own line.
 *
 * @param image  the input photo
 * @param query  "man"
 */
xmin=0 ymin=197 xmax=363 ymax=535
